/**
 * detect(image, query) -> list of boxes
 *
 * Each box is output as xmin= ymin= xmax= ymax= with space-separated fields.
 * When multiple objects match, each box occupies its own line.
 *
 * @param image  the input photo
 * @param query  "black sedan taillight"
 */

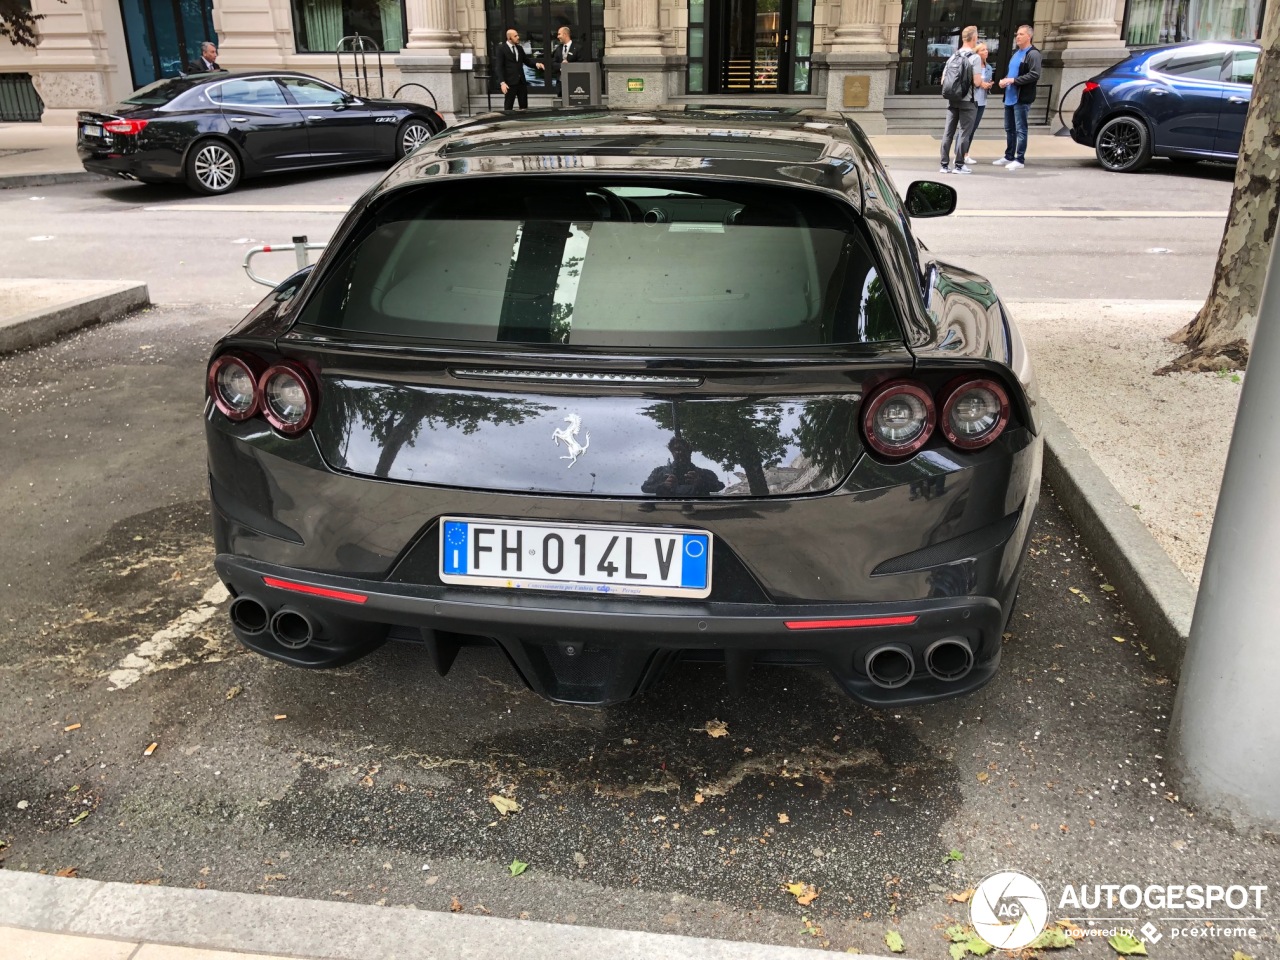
xmin=940 ymin=378 xmax=1010 ymax=450
xmin=862 ymin=380 xmax=935 ymax=457
xmin=208 ymin=353 xmax=317 ymax=436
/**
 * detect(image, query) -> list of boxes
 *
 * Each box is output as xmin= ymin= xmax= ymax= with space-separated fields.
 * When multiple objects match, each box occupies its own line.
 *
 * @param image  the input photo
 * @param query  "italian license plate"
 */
xmin=81 ymin=124 xmax=103 ymax=139
xmin=439 ymin=518 xmax=712 ymax=599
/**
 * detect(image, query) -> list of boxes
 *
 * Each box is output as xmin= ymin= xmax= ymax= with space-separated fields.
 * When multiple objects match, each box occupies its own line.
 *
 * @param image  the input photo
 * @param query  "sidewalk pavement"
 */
xmin=0 ymin=118 xmax=1094 ymax=189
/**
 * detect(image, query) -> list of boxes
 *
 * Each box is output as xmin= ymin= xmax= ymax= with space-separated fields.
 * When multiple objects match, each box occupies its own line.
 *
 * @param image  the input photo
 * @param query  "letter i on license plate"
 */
xmin=439 ymin=518 xmax=712 ymax=598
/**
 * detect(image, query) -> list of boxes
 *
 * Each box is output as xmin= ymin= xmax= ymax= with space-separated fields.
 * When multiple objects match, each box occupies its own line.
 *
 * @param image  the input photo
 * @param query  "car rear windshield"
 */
xmin=120 ymin=77 xmax=201 ymax=106
xmin=296 ymin=177 xmax=903 ymax=349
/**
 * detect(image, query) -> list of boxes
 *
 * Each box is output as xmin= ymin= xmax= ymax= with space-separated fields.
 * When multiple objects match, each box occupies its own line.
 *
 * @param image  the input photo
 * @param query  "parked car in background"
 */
xmin=1071 ymin=40 xmax=1261 ymax=172
xmin=77 ymin=71 xmax=446 ymax=194
xmin=204 ymin=107 xmax=1042 ymax=707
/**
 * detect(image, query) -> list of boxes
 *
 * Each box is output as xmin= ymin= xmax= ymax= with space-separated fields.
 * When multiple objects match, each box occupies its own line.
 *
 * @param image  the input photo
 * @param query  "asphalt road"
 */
xmin=2 ymin=158 xmax=1276 ymax=958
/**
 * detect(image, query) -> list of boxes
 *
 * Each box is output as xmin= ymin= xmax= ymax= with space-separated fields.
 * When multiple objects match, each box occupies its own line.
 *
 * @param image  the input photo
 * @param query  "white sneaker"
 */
xmin=939 ymin=165 xmax=952 ymax=174
xmin=992 ymin=157 xmax=1010 ymax=166
xmin=955 ymin=164 xmax=972 ymax=174
xmin=964 ymin=155 xmax=975 ymax=165
xmin=1005 ymin=160 xmax=1025 ymax=171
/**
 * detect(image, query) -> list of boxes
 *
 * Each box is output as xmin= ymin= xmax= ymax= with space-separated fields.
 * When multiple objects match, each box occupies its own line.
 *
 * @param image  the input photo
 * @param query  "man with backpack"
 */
xmin=939 ymin=26 xmax=986 ymax=174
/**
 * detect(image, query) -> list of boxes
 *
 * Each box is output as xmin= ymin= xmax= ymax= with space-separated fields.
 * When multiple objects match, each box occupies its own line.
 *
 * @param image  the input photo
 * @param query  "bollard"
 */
xmin=1169 ymin=234 xmax=1280 ymax=831
xmin=292 ymin=235 xmax=309 ymax=272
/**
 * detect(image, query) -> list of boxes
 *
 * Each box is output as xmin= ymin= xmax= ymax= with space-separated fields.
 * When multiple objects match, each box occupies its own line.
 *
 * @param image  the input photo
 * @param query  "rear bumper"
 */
xmin=215 ymin=553 xmax=1012 ymax=707
xmin=79 ymin=150 xmax=176 ymax=182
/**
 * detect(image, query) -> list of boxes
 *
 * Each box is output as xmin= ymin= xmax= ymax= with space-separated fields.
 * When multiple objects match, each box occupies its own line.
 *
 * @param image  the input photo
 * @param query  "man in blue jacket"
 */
xmin=993 ymin=24 xmax=1041 ymax=171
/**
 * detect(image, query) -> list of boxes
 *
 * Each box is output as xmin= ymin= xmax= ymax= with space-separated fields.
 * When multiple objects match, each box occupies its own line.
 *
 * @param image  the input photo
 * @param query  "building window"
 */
xmin=1124 ymin=0 xmax=1263 ymax=44
xmin=291 ymin=0 xmax=407 ymax=53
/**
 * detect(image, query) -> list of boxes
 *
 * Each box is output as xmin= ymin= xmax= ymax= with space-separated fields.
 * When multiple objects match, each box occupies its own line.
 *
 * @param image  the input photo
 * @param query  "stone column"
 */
xmin=1042 ymin=0 xmax=1128 ymax=128
xmin=397 ymin=0 xmax=470 ymax=114
xmin=606 ymin=0 xmax=675 ymax=106
xmin=211 ymin=0 xmax=290 ymax=69
xmin=820 ymin=0 xmax=894 ymax=133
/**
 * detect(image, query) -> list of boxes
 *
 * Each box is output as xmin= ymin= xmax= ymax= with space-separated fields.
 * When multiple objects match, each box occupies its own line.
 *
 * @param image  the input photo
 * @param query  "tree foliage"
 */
xmin=1161 ymin=3 xmax=1279 ymax=373
xmin=1 ymin=0 xmax=47 ymax=47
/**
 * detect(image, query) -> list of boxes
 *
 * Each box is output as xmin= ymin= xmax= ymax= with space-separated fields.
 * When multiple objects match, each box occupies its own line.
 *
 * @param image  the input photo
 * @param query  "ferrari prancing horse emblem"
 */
xmin=552 ymin=414 xmax=591 ymax=468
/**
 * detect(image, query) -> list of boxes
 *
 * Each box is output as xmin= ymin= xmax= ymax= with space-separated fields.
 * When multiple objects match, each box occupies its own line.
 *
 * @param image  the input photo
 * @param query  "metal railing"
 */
xmin=243 ymin=236 xmax=326 ymax=287
xmin=336 ymin=35 xmax=385 ymax=99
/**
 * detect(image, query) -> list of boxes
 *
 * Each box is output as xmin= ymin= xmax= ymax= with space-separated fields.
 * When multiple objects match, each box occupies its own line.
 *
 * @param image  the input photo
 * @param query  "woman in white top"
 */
xmin=965 ymin=44 xmax=995 ymax=164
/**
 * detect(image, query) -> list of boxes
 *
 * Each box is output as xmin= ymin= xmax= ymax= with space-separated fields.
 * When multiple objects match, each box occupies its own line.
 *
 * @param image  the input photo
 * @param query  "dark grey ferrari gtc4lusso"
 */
xmin=204 ymin=107 xmax=1042 ymax=707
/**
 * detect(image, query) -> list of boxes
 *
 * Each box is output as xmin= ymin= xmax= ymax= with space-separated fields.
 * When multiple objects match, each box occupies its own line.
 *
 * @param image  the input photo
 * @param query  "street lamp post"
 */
xmin=1169 ymin=234 xmax=1280 ymax=831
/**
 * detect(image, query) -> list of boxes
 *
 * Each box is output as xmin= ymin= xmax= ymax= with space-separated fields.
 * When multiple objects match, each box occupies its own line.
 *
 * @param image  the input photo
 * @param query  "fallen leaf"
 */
xmin=944 ymin=849 xmax=964 ymax=862
xmin=226 ymin=685 xmax=243 ymax=700
xmin=509 ymin=859 xmax=529 ymax=877
xmin=69 ymin=811 xmax=90 ymax=826
xmin=694 ymin=792 xmax=705 ymax=804
xmin=976 ymin=772 xmax=990 ymax=783
xmin=54 ymin=866 xmax=78 ymax=878
xmin=782 ymin=881 xmax=819 ymax=906
xmin=1100 ymin=584 xmax=1116 ymax=592
xmin=705 ymin=719 xmax=729 ymax=738
xmin=489 ymin=794 xmax=521 ymax=816
xmin=702 ymin=828 xmax=718 ymax=836
xmin=950 ymin=943 xmax=968 ymax=960
xmin=778 ymin=813 xmax=790 ymax=824
xmin=1113 ymin=636 xmax=1126 ymax=643
xmin=449 ymin=895 xmax=463 ymax=912
xmin=274 ymin=714 xmax=287 ymax=720
xmin=966 ymin=937 xmax=993 ymax=956
xmin=1029 ymin=928 xmax=1075 ymax=949
xmin=263 ymin=873 xmax=286 ymax=882
xmin=946 ymin=925 xmax=971 ymax=943
xmin=1108 ymin=933 xmax=1147 ymax=955
xmin=143 ymin=742 xmax=158 ymax=757
xmin=946 ymin=888 xmax=975 ymax=903
xmin=885 ymin=930 xmax=905 ymax=953
xmin=1232 ymin=952 xmax=1254 ymax=960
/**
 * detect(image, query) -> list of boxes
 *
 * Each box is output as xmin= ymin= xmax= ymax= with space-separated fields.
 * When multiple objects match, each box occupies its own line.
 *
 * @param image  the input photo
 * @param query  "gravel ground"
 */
xmin=1009 ymin=299 xmax=1241 ymax=587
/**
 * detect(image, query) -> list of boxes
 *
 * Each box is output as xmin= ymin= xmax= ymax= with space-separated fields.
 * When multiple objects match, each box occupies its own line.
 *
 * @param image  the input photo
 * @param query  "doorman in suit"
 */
xmin=550 ymin=26 xmax=581 ymax=96
xmin=497 ymin=29 xmax=546 ymax=110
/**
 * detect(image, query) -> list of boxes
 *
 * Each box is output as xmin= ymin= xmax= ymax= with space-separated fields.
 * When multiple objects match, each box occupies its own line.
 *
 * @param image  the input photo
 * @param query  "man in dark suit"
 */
xmin=549 ymin=26 xmax=581 ymax=96
xmin=496 ymin=29 xmax=545 ymax=110
xmin=185 ymin=42 xmax=226 ymax=74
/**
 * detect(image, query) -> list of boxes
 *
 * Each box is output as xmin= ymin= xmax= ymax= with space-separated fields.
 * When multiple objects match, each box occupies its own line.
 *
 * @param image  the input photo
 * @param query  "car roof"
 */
xmin=1127 ymin=39 xmax=1261 ymax=61
xmin=374 ymin=106 xmax=873 ymax=198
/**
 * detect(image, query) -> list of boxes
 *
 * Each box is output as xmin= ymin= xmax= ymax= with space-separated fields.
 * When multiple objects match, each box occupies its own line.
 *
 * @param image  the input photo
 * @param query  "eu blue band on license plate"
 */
xmin=439 ymin=518 xmax=712 ymax=599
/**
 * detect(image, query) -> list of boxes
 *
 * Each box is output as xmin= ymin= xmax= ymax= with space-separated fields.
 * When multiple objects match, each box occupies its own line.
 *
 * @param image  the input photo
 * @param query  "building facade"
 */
xmin=0 ymin=0 xmax=1264 ymax=127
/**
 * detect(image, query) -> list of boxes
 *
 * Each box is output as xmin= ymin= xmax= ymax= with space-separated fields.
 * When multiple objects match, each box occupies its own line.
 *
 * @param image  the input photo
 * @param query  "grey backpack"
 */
xmin=941 ymin=50 xmax=974 ymax=102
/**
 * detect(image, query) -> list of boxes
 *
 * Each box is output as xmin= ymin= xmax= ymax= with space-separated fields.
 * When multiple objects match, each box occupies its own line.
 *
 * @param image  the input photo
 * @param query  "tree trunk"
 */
xmin=1158 ymin=4 xmax=1280 ymax=375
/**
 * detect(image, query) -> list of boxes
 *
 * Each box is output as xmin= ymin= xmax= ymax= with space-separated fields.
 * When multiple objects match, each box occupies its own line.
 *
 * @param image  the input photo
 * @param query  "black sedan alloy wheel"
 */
xmin=187 ymin=140 xmax=242 ymax=194
xmin=398 ymin=119 xmax=434 ymax=158
xmin=1096 ymin=115 xmax=1152 ymax=173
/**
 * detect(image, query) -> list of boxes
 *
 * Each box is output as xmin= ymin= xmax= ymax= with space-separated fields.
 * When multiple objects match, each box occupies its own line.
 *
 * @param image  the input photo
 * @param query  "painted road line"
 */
xmin=142 ymin=204 xmax=351 ymax=213
xmin=105 ymin=581 xmax=230 ymax=690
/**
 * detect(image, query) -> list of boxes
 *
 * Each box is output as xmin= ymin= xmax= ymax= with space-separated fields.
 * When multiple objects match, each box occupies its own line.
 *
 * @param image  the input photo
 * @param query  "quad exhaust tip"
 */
xmin=925 ymin=637 xmax=974 ymax=681
xmin=865 ymin=644 xmax=915 ymax=689
xmin=229 ymin=596 xmax=269 ymax=636
xmin=270 ymin=608 xmax=316 ymax=650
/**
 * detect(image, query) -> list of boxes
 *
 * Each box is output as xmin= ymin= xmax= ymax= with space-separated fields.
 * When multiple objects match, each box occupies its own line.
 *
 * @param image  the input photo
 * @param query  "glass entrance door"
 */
xmin=894 ymin=0 xmax=1033 ymax=94
xmin=119 ymin=0 xmax=216 ymax=88
xmin=686 ymin=0 xmax=814 ymax=94
xmin=485 ymin=0 xmax=603 ymax=94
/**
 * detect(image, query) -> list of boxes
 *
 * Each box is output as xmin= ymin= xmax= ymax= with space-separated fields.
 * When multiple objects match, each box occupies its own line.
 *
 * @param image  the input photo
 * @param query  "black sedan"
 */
xmin=203 ymin=107 xmax=1043 ymax=706
xmin=77 ymin=71 xmax=446 ymax=194
xmin=1071 ymin=41 xmax=1260 ymax=172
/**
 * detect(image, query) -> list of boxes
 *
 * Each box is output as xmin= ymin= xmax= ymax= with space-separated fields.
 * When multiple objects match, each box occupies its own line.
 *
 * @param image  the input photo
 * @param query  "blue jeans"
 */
xmin=964 ymin=103 xmax=986 ymax=154
xmin=1004 ymin=102 xmax=1029 ymax=163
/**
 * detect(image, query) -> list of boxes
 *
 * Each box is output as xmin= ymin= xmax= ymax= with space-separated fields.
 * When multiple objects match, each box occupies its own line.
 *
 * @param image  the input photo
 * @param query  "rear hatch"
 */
xmin=288 ymin=174 xmax=912 ymax=498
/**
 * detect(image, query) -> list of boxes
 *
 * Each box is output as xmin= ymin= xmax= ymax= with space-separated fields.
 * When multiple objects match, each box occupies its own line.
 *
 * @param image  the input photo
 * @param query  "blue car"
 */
xmin=1071 ymin=41 xmax=1260 ymax=172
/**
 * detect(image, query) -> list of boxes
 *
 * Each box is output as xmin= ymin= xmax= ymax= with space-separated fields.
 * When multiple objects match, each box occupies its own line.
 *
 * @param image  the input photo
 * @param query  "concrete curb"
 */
xmin=0 ymin=871 xmax=899 ymax=960
xmin=1039 ymin=400 xmax=1197 ymax=670
xmin=0 ymin=171 xmax=109 ymax=189
xmin=0 ymin=282 xmax=150 ymax=354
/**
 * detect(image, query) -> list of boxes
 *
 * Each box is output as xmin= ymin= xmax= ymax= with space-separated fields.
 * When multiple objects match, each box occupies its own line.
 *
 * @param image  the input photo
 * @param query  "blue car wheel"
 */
xmin=1095 ymin=115 xmax=1152 ymax=173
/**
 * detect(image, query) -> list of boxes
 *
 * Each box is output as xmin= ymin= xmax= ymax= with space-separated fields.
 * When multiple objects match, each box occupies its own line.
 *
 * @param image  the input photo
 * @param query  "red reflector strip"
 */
xmin=262 ymin=576 xmax=368 ymax=604
xmin=784 ymin=615 xmax=918 ymax=630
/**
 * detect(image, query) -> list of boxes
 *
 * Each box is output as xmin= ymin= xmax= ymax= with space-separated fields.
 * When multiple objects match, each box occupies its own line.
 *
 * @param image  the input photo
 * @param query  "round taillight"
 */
xmin=208 ymin=354 xmax=260 ymax=421
xmin=941 ymin=378 xmax=1010 ymax=450
xmin=862 ymin=380 xmax=935 ymax=457
xmin=259 ymin=362 xmax=317 ymax=435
